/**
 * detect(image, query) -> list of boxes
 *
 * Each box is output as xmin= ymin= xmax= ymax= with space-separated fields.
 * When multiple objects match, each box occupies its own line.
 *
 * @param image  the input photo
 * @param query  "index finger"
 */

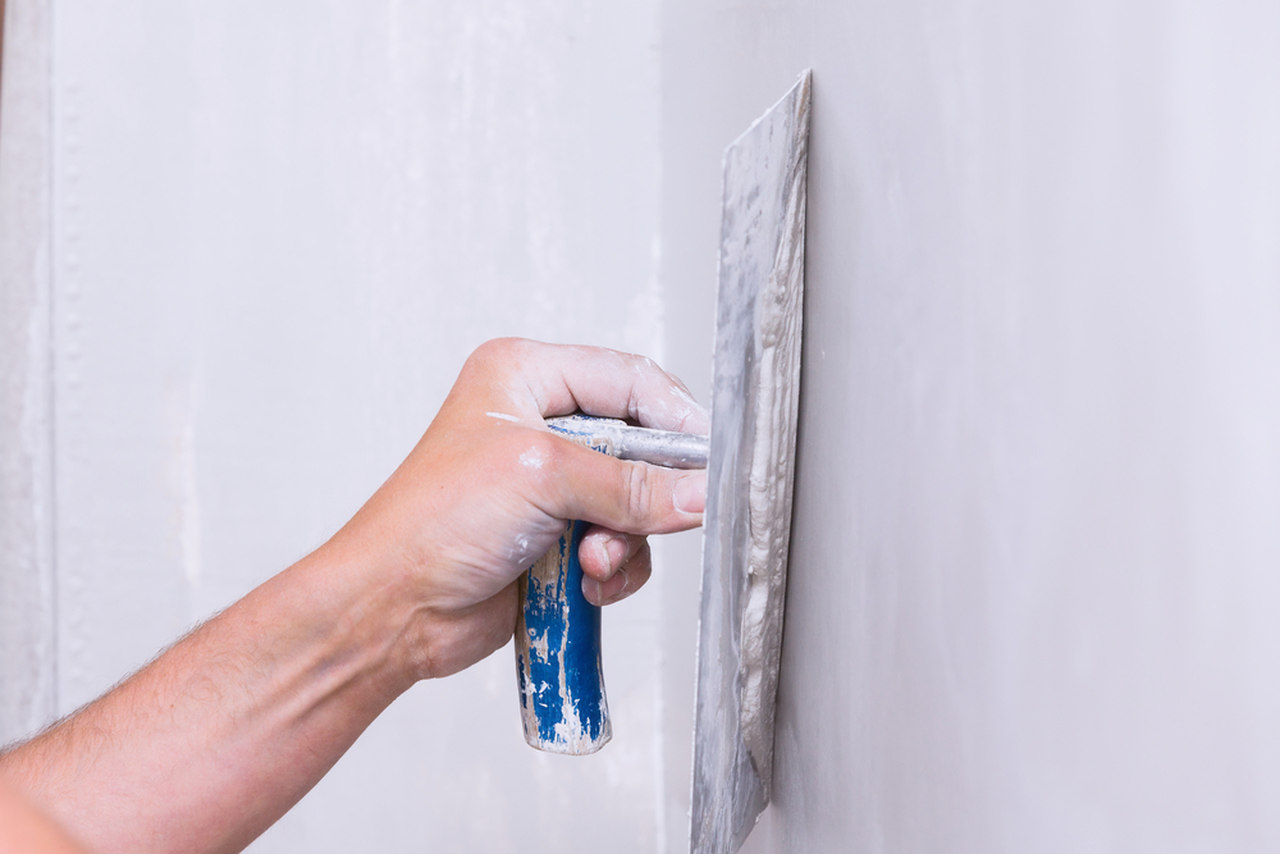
xmin=466 ymin=339 xmax=710 ymax=435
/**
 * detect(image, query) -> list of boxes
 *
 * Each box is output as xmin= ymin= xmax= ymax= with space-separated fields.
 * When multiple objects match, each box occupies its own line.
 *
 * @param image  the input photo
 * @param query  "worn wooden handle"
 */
xmin=515 ymin=517 xmax=611 ymax=754
xmin=515 ymin=422 xmax=614 ymax=754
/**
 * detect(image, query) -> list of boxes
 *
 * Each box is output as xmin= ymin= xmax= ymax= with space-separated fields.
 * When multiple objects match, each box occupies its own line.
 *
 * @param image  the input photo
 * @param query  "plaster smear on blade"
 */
xmin=739 ymin=118 xmax=807 ymax=792
xmin=691 ymin=70 xmax=809 ymax=854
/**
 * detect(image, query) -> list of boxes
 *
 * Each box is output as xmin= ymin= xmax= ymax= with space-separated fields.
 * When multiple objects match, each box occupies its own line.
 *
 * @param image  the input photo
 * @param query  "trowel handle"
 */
xmin=513 ymin=416 xmax=709 ymax=754
xmin=515 ymin=517 xmax=611 ymax=754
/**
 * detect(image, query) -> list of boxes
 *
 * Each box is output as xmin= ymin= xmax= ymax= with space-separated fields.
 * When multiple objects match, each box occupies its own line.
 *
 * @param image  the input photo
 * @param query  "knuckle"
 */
xmin=622 ymin=541 xmax=652 ymax=579
xmin=540 ymin=433 xmax=572 ymax=478
xmin=469 ymin=337 xmax=532 ymax=369
xmin=621 ymin=461 xmax=654 ymax=520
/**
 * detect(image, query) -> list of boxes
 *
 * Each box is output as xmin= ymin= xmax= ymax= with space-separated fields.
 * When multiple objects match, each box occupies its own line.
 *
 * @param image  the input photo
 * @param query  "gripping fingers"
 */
xmin=467 ymin=338 xmax=710 ymax=435
xmin=580 ymin=532 xmax=652 ymax=606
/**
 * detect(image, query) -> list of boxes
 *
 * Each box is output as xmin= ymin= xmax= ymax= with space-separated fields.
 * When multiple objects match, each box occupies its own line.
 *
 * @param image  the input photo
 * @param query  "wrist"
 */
xmin=301 ymin=536 xmax=435 ymax=694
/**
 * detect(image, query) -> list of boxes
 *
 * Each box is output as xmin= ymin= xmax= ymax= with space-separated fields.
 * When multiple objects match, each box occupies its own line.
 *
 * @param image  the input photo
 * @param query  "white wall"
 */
xmin=10 ymin=1 xmax=1280 ymax=852
xmin=0 ymin=0 xmax=56 ymax=745
xmin=662 ymin=0 xmax=1280 ymax=851
xmin=2 ymin=1 xmax=683 ymax=851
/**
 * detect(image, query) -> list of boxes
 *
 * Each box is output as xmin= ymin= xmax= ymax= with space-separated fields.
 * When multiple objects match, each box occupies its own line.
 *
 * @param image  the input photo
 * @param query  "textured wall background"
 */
xmin=2 ymin=1 xmax=681 ymax=851
xmin=0 ymin=0 xmax=55 ymax=749
xmin=8 ymin=0 xmax=1280 ymax=852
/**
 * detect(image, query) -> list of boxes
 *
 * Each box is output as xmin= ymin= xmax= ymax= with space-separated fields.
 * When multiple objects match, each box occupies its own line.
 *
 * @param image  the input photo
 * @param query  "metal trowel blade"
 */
xmin=690 ymin=70 xmax=811 ymax=854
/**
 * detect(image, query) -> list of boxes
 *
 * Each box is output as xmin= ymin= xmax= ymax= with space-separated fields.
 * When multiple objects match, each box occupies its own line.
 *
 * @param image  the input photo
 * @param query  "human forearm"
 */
xmin=0 ymin=536 xmax=419 ymax=854
xmin=0 ymin=339 xmax=707 ymax=853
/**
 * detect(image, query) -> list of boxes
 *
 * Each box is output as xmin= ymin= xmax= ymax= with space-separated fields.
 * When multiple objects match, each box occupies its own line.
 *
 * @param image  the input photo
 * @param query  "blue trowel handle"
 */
xmin=514 ymin=416 xmax=709 ymax=754
xmin=515 ymin=517 xmax=610 ymax=754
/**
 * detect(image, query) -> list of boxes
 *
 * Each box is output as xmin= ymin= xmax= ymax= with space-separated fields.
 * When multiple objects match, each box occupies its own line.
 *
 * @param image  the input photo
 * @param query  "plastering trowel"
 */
xmin=511 ymin=70 xmax=811 ymax=851
xmin=691 ymin=71 xmax=811 ymax=852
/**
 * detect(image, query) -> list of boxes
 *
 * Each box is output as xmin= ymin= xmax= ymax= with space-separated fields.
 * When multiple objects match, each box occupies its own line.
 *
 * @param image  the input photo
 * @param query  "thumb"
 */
xmin=537 ymin=437 xmax=707 ymax=535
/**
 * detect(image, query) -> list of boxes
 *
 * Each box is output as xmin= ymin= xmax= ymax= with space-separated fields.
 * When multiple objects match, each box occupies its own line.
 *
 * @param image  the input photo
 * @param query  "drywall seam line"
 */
xmin=44 ymin=0 xmax=58 ymax=719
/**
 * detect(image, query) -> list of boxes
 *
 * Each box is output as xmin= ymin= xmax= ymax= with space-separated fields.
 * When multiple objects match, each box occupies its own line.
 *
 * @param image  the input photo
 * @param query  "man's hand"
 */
xmin=326 ymin=338 xmax=709 ymax=679
xmin=0 ymin=339 xmax=707 ymax=854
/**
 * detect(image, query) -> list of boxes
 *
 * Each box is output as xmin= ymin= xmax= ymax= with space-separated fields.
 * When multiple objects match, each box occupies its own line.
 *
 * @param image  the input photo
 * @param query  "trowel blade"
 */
xmin=690 ymin=71 xmax=811 ymax=854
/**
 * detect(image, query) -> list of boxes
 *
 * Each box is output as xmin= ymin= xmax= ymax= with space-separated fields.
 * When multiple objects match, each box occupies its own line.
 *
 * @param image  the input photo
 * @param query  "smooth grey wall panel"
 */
xmin=662 ymin=1 xmax=1280 ymax=851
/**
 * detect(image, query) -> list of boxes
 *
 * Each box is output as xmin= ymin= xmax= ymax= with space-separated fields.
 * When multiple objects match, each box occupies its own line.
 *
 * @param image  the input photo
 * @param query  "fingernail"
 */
xmin=583 ymin=577 xmax=605 ymax=606
xmin=593 ymin=537 xmax=614 ymax=576
xmin=598 ymin=568 xmax=631 ymax=606
xmin=673 ymin=471 xmax=707 ymax=515
xmin=590 ymin=535 xmax=627 ymax=580
xmin=604 ymin=536 xmax=627 ymax=576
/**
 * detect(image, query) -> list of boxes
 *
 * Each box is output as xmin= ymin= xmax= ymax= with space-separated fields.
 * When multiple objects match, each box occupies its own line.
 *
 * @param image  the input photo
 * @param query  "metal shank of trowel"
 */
xmin=543 ymin=415 xmax=710 ymax=470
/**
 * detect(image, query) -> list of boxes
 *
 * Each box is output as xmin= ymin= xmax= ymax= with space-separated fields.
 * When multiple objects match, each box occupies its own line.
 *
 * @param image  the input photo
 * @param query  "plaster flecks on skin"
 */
xmin=509 ymin=533 xmax=538 ymax=566
xmin=485 ymin=411 xmax=521 ymax=423
xmin=519 ymin=446 xmax=547 ymax=470
xmin=636 ymin=389 xmax=709 ymax=435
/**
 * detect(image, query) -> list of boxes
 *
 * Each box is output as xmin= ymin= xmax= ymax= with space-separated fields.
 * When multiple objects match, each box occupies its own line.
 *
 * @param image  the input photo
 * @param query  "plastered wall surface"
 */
xmin=661 ymin=1 xmax=1280 ymax=851
xmin=0 ymin=0 xmax=55 ymax=743
xmin=2 ymin=1 xmax=679 ymax=851
xmin=8 ymin=1 xmax=1280 ymax=852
